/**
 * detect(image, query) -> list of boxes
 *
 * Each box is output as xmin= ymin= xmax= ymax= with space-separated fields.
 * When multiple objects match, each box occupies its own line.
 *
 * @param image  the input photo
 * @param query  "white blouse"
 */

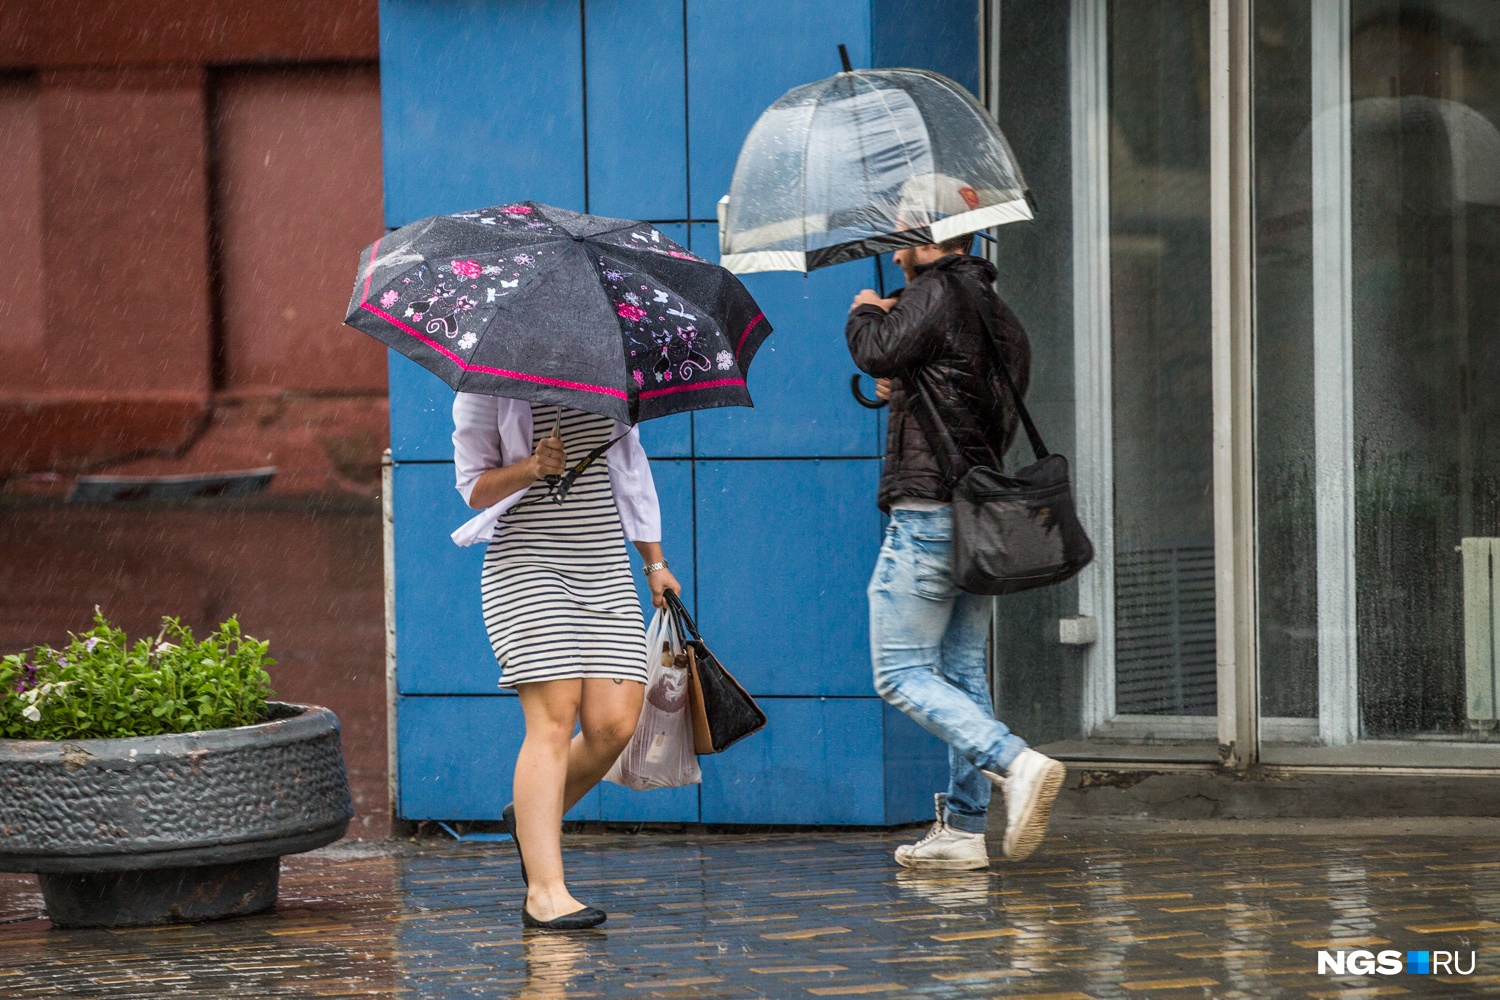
xmin=450 ymin=393 xmax=662 ymax=547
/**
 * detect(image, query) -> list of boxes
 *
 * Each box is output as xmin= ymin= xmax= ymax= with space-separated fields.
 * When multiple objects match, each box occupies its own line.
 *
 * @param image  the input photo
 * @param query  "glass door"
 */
xmin=1255 ymin=0 xmax=1500 ymax=765
xmin=1071 ymin=0 xmax=1222 ymax=754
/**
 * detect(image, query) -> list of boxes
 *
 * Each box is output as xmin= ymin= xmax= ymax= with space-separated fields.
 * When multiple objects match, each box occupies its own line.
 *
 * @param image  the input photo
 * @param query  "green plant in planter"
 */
xmin=0 ymin=612 xmax=275 ymax=740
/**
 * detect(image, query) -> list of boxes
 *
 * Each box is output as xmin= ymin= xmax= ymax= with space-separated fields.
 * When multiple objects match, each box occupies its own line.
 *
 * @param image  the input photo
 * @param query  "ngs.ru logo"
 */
xmin=1317 ymin=949 xmax=1476 ymax=976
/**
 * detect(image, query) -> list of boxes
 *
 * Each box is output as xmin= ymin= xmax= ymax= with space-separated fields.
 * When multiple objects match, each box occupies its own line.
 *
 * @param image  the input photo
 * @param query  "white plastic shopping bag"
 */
xmin=604 ymin=607 xmax=701 ymax=790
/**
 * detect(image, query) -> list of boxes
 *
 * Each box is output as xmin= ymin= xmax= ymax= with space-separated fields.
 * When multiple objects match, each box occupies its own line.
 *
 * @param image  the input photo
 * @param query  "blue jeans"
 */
xmin=868 ymin=508 xmax=1028 ymax=834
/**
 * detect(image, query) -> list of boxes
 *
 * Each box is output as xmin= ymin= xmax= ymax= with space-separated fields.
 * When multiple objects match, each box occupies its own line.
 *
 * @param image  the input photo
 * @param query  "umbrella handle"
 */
xmin=851 ymin=374 xmax=888 ymax=409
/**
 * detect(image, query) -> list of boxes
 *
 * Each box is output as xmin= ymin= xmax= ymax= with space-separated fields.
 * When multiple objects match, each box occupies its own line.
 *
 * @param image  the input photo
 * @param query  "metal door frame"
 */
xmin=1065 ymin=0 xmax=1256 ymax=748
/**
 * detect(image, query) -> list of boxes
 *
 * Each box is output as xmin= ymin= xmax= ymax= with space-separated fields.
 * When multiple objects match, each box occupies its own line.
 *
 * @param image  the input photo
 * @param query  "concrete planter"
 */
xmin=0 ymin=702 xmax=353 ymax=928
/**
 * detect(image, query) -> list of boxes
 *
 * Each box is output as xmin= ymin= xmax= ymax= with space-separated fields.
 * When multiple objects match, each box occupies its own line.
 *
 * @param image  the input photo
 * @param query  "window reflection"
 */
xmin=1350 ymin=2 xmax=1500 ymax=739
xmin=1110 ymin=0 xmax=1217 ymax=718
xmin=1257 ymin=1 xmax=1500 ymax=748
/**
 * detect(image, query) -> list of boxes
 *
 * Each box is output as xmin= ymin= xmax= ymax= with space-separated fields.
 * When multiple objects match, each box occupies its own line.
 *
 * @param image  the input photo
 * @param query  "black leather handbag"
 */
xmin=664 ymin=590 xmax=766 ymax=754
xmin=910 ymin=286 xmax=1094 ymax=596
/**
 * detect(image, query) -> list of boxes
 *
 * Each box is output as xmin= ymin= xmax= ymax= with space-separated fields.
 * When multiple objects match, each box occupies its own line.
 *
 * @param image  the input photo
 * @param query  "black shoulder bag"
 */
xmin=908 ymin=283 xmax=1094 ymax=596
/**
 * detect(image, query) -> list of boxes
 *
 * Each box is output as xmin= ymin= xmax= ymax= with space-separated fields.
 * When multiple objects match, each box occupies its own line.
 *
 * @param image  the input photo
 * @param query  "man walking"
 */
xmin=846 ymin=234 xmax=1066 ymax=869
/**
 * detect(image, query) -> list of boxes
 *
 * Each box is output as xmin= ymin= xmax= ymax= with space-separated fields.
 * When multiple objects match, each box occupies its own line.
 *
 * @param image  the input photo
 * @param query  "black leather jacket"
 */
xmin=846 ymin=253 xmax=1031 ymax=512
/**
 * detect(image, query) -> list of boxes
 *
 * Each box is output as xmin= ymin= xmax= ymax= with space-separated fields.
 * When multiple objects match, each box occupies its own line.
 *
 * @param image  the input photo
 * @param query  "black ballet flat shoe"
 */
xmin=501 ymin=802 xmax=527 ymax=885
xmin=522 ymin=905 xmax=607 ymax=930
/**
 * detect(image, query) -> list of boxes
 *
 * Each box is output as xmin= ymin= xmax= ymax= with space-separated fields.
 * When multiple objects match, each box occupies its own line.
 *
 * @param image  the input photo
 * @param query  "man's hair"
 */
xmin=936 ymin=233 xmax=976 ymax=255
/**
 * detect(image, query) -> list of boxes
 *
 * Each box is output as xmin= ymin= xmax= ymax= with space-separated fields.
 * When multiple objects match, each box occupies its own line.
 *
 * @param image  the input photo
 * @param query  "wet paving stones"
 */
xmin=3 ymin=828 xmax=1500 ymax=998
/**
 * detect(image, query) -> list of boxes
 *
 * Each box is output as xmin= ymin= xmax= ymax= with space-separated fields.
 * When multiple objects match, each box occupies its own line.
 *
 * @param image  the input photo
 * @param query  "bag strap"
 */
xmin=904 ymin=272 xmax=1048 ymax=486
xmin=967 ymin=284 xmax=1049 ymax=461
xmin=663 ymin=588 xmax=701 ymax=644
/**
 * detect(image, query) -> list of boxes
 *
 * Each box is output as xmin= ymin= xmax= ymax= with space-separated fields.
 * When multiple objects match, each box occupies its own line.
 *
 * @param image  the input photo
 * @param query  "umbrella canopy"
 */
xmin=719 ymin=67 xmax=1032 ymax=275
xmin=345 ymin=202 xmax=771 ymax=424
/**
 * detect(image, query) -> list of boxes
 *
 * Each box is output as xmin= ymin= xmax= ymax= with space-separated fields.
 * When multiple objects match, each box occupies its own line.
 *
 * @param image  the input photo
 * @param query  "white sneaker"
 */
xmin=893 ymin=794 xmax=989 ymax=871
xmin=983 ymin=749 xmax=1067 ymax=861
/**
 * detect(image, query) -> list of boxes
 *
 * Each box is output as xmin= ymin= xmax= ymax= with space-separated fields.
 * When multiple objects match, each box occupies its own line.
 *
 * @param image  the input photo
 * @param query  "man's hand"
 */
xmin=876 ymin=378 xmax=891 ymax=401
xmin=851 ymin=289 xmax=898 ymax=313
xmin=530 ymin=430 xmax=566 ymax=480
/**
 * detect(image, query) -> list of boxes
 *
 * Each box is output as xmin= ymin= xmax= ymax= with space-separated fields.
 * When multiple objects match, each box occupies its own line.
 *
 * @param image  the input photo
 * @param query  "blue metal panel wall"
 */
xmin=391 ymin=461 xmax=495 ymax=695
xmin=584 ymin=0 xmax=688 ymax=221
xmin=699 ymin=698 xmax=885 ymax=825
xmin=398 ymin=695 xmax=601 ymax=821
xmin=699 ymin=700 xmax=950 ymax=825
xmin=379 ymin=0 xmax=587 ymax=224
xmin=684 ymin=0 xmax=872 ymax=221
xmin=871 ymin=0 xmax=980 ymax=92
xmin=694 ymin=459 xmax=880 ymax=696
xmin=881 ymin=702 xmax=953 ymax=824
xmin=385 ymin=0 xmax=956 ymax=826
xmin=689 ymin=224 xmax=884 ymax=458
xmin=389 ymin=353 xmax=458 ymax=462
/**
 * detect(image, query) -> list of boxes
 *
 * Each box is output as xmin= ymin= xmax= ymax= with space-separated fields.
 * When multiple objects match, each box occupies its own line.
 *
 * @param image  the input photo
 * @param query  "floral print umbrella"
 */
xmin=345 ymin=202 xmax=771 ymax=424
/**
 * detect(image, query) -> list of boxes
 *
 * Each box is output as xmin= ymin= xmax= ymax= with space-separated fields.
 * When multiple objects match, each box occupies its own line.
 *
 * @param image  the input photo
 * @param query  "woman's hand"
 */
xmin=647 ymin=567 xmax=682 ymax=610
xmin=875 ymin=378 xmax=891 ymax=401
xmin=466 ymin=426 xmax=566 ymax=509
xmin=633 ymin=542 xmax=680 ymax=609
xmin=530 ymin=428 xmax=566 ymax=480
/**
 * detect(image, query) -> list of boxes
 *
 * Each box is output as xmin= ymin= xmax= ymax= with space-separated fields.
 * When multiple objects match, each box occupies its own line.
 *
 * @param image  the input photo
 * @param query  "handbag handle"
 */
xmin=662 ymin=589 xmax=701 ymax=643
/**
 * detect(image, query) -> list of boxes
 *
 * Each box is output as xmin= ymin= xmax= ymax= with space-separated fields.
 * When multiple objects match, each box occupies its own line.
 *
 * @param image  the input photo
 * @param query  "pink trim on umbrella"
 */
xmin=360 ymin=302 xmax=629 ymax=400
xmin=735 ymin=312 xmax=764 ymax=356
xmin=639 ymin=377 xmax=747 ymax=400
xmin=361 ymin=237 xmax=383 ymax=303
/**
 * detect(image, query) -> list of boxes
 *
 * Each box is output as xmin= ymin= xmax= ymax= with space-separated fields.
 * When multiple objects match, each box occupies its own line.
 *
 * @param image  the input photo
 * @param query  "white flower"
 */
xmin=27 ymin=680 xmax=70 ymax=701
xmin=457 ymin=332 xmax=478 ymax=350
xmin=21 ymin=704 xmax=39 ymax=722
xmin=715 ymin=350 xmax=734 ymax=371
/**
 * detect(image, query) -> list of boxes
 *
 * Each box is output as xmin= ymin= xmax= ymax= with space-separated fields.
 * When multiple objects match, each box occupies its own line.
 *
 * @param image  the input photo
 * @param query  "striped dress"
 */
xmin=481 ymin=403 xmax=648 ymax=688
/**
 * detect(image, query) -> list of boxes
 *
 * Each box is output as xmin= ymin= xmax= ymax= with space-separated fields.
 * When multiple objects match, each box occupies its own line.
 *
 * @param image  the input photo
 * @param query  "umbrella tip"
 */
xmin=838 ymin=43 xmax=853 ymax=73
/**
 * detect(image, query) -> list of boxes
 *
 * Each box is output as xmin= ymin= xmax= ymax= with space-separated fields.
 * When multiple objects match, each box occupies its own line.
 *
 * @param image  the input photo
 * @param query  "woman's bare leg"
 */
xmin=563 ymin=678 xmax=645 ymax=811
xmin=515 ymin=679 xmax=586 ymax=921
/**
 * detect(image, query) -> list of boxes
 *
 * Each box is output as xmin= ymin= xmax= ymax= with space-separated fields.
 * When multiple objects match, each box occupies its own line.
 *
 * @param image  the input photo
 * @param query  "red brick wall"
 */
xmin=0 ymin=1 xmax=379 ymax=67
xmin=43 ymin=67 xmax=213 ymax=393
xmin=216 ymin=68 xmax=387 ymax=395
xmin=0 ymin=2 xmax=383 ymax=479
xmin=0 ymin=2 xmax=392 ymax=837
xmin=0 ymin=76 xmax=44 ymax=393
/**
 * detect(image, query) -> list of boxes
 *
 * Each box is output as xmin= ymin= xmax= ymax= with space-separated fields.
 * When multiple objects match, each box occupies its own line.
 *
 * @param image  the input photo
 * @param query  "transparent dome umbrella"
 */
xmin=345 ymin=202 xmax=771 ymax=425
xmin=718 ymin=61 xmax=1033 ymax=276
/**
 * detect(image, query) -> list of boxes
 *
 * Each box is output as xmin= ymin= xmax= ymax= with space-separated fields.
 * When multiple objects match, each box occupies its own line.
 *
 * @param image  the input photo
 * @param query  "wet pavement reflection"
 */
xmin=2 ymin=828 xmax=1499 ymax=998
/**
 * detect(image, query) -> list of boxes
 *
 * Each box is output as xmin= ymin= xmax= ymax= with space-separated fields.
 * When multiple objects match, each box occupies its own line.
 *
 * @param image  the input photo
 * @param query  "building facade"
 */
xmin=381 ymin=0 xmax=1500 ymax=825
xmin=991 ymin=0 xmax=1500 ymax=777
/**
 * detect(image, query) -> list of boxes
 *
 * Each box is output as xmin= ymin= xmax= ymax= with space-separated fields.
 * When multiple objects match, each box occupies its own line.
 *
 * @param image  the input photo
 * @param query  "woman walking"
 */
xmin=452 ymin=393 xmax=680 ymax=930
